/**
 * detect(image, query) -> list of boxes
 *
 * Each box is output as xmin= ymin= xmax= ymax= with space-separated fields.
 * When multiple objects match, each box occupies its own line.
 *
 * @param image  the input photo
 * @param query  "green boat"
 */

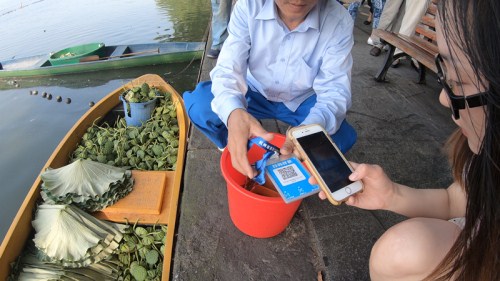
xmin=0 ymin=42 xmax=205 ymax=79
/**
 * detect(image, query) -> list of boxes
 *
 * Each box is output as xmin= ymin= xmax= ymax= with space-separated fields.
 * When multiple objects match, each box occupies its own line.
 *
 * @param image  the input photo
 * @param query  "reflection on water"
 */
xmin=0 ymin=0 xmax=210 ymax=241
xmin=0 ymin=0 xmax=210 ymax=60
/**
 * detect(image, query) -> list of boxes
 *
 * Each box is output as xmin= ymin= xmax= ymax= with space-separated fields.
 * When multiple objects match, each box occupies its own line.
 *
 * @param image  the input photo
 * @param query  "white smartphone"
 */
xmin=288 ymin=124 xmax=363 ymax=205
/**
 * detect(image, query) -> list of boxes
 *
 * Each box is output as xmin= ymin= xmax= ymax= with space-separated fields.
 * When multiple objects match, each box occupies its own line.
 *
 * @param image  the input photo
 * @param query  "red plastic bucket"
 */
xmin=220 ymin=134 xmax=302 ymax=238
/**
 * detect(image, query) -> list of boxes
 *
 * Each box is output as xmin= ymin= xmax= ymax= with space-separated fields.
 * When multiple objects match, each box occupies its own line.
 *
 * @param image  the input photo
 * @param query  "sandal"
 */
xmin=370 ymin=46 xmax=382 ymax=57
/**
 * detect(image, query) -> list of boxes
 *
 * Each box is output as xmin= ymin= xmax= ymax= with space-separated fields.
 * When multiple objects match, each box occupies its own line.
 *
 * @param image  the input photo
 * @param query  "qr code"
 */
xmin=277 ymin=166 xmax=298 ymax=180
xmin=274 ymin=164 xmax=306 ymax=186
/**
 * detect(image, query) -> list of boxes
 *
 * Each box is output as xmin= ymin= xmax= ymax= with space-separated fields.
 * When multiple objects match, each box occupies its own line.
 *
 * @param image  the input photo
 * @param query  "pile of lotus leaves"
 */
xmin=11 ymin=220 xmax=167 ymax=281
xmin=72 ymin=85 xmax=179 ymax=171
xmin=32 ymin=204 xmax=126 ymax=268
xmin=40 ymin=159 xmax=134 ymax=212
xmin=115 ymin=222 xmax=167 ymax=281
xmin=122 ymin=83 xmax=158 ymax=103
xmin=8 ymin=242 xmax=122 ymax=281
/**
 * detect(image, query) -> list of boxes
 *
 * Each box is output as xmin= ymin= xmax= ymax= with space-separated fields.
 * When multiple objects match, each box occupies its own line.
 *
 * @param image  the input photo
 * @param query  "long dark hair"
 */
xmin=426 ymin=0 xmax=500 ymax=280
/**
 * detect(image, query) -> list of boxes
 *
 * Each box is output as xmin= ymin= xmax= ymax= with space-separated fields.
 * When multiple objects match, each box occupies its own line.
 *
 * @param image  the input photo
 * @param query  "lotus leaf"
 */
xmin=9 ymin=243 xmax=121 ymax=281
xmin=32 ymin=204 xmax=125 ymax=267
xmin=130 ymin=264 xmax=147 ymax=281
xmin=40 ymin=159 xmax=134 ymax=212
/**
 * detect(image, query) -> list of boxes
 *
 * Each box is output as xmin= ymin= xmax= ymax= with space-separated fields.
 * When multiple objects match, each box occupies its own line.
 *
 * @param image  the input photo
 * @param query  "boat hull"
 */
xmin=0 ymin=42 xmax=204 ymax=79
xmin=0 ymin=74 xmax=188 ymax=280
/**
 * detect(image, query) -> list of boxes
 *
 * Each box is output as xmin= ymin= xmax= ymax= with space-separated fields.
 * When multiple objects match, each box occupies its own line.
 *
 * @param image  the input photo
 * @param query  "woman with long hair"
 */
xmin=315 ymin=0 xmax=500 ymax=279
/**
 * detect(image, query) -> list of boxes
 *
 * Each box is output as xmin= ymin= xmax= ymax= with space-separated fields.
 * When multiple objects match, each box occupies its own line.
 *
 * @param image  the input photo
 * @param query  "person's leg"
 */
xmin=185 ymin=83 xmax=356 ymax=152
xmin=184 ymin=81 xmax=278 ymax=149
xmin=347 ymin=1 xmax=362 ymax=22
xmin=398 ymin=0 xmax=430 ymax=36
xmin=363 ymin=0 xmax=373 ymax=25
xmin=370 ymin=217 xmax=461 ymax=281
xmin=210 ymin=0 xmax=232 ymax=51
xmin=183 ymin=81 xmax=228 ymax=148
xmin=371 ymin=0 xmax=386 ymax=29
xmin=369 ymin=0 xmax=404 ymax=48
xmin=270 ymin=95 xmax=357 ymax=153
xmin=391 ymin=0 xmax=429 ymax=57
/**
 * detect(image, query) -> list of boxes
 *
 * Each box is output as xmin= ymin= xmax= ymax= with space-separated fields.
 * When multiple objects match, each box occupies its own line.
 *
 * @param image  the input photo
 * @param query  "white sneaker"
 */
xmin=367 ymin=37 xmax=374 ymax=46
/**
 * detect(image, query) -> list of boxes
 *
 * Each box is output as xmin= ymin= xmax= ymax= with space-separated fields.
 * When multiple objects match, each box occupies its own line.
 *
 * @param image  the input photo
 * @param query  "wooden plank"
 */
xmin=421 ymin=15 xmax=436 ymax=28
xmin=373 ymin=30 xmax=437 ymax=72
xmin=428 ymin=3 xmax=438 ymax=16
xmin=415 ymin=25 xmax=437 ymax=42
xmin=108 ymin=45 xmax=129 ymax=58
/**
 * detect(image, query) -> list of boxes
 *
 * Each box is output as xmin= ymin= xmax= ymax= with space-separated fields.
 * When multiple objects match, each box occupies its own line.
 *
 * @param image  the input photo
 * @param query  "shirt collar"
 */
xmin=255 ymin=0 xmax=275 ymax=20
xmin=255 ymin=0 xmax=321 ymax=32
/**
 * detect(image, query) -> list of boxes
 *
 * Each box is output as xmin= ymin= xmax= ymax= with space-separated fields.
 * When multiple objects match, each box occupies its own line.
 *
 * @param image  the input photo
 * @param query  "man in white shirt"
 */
xmin=184 ymin=0 xmax=357 ymax=179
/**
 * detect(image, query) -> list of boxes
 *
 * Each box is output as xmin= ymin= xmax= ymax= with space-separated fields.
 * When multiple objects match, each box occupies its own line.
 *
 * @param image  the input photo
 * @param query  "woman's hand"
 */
xmin=314 ymin=162 xmax=398 ymax=210
xmin=280 ymin=133 xmax=302 ymax=158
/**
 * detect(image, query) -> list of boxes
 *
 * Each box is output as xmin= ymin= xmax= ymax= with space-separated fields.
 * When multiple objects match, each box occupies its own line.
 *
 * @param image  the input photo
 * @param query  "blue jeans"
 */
xmin=210 ymin=0 xmax=232 ymax=50
xmin=183 ymin=81 xmax=357 ymax=154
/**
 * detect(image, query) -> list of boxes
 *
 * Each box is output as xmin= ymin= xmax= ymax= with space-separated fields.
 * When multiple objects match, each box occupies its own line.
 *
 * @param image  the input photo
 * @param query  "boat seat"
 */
xmin=109 ymin=45 xmax=130 ymax=59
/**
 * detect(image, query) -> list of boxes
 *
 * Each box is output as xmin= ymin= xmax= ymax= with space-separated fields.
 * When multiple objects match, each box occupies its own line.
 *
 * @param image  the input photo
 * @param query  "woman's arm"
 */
xmin=342 ymin=163 xmax=467 ymax=219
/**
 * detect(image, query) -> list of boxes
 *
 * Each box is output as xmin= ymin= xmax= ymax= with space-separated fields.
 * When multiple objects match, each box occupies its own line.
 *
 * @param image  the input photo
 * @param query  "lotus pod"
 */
xmin=32 ymin=204 xmax=125 ymax=267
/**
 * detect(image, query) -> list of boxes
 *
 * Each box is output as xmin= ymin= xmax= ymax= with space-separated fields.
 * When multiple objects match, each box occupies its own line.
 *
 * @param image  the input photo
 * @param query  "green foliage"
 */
xmin=114 ymin=221 xmax=167 ymax=280
xmin=123 ymin=83 xmax=158 ymax=103
xmin=71 ymin=86 xmax=179 ymax=171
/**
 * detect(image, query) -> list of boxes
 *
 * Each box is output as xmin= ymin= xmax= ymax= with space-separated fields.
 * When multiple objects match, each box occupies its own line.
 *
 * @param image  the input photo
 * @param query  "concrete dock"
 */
xmin=172 ymin=9 xmax=455 ymax=281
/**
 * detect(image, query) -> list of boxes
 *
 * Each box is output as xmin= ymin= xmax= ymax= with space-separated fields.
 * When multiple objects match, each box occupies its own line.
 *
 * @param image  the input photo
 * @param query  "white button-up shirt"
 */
xmin=210 ymin=0 xmax=353 ymax=135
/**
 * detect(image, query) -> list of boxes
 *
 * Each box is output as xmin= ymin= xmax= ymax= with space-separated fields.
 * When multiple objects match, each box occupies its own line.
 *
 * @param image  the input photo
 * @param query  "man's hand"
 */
xmin=227 ymin=109 xmax=274 ymax=179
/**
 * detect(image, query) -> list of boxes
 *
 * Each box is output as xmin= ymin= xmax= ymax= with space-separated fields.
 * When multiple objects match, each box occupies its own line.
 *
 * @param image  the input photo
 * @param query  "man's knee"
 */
xmin=183 ymin=81 xmax=215 ymax=122
xmin=331 ymin=120 xmax=357 ymax=153
xmin=184 ymin=81 xmax=213 ymax=109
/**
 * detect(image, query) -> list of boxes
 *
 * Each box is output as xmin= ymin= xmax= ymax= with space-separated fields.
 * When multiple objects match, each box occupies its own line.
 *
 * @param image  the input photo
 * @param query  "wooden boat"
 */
xmin=0 ymin=42 xmax=204 ymax=79
xmin=0 ymin=74 xmax=189 ymax=280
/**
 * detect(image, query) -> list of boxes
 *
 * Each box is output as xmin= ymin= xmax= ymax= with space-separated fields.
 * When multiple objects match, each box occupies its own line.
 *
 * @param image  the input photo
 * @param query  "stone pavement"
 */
xmin=171 ymin=9 xmax=456 ymax=281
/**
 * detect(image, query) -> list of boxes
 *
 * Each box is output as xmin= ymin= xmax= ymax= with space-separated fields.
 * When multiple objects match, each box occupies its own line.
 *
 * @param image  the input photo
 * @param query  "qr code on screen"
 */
xmin=275 ymin=164 xmax=306 ymax=186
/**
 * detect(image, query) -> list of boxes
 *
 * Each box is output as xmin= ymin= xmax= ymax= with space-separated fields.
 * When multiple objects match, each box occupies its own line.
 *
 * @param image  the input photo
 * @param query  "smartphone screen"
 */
xmin=295 ymin=132 xmax=353 ymax=193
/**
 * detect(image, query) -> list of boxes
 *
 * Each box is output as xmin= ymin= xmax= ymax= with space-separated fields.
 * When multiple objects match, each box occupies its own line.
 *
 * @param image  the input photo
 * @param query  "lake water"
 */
xmin=0 ymin=0 xmax=211 ymax=240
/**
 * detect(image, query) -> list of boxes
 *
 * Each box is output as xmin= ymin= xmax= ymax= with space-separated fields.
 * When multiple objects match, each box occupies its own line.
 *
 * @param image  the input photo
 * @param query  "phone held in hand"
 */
xmin=287 ymin=124 xmax=363 ymax=205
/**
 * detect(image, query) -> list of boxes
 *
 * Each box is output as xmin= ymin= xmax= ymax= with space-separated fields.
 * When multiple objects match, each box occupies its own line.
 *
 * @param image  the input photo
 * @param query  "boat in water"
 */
xmin=0 ymin=42 xmax=205 ymax=79
xmin=0 ymin=74 xmax=188 ymax=280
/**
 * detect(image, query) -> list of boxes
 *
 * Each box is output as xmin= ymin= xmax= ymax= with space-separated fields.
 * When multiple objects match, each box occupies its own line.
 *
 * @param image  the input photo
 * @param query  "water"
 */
xmin=0 ymin=0 xmax=211 ymax=240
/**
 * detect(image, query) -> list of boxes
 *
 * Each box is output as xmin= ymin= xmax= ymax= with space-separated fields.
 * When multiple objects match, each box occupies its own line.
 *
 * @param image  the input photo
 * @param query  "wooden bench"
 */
xmin=373 ymin=0 xmax=439 ymax=84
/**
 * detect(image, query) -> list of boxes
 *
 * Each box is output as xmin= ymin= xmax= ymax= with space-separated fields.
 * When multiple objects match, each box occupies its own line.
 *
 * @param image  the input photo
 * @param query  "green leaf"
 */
xmin=145 ymin=250 xmax=159 ymax=265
